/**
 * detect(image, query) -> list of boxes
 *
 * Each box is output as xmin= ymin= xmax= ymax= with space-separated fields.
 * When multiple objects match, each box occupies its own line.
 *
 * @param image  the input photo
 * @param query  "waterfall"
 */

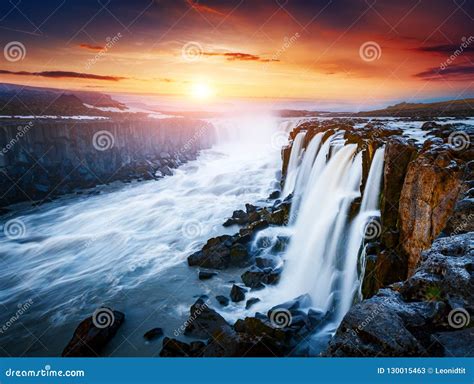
xmin=282 ymin=131 xmax=306 ymax=197
xmin=276 ymin=143 xmax=360 ymax=310
xmin=337 ymin=146 xmax=385 ymax=318
xmin=258 ymin=138 xmax=385 ymax=336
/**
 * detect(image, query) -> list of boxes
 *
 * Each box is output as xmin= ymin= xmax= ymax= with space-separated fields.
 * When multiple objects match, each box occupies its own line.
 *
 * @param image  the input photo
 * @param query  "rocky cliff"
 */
xmin=0 ymin=117 xmax=214 ymax=208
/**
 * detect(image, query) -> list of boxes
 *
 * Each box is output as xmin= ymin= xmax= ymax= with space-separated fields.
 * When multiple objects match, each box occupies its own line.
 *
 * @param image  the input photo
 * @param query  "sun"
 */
xmin=190 ymin=82 xmax=214 ymax=100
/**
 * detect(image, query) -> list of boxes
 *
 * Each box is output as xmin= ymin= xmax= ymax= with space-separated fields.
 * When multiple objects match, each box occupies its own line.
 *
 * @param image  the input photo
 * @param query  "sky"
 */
xmin=0 ymin=0 xmax=473 ymax=110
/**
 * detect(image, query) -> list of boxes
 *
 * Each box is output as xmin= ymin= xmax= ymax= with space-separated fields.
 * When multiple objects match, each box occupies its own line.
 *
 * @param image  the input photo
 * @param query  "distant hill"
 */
xmin=357 ymin=98 xmax=474 ymax=117
xmin=0 ymin=83 xmax=126 ymax=116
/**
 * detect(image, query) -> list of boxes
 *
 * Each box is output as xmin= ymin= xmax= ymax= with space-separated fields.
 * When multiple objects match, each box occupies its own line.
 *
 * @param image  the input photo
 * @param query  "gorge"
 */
xmin=0 ymin=114 xmax=472 ymax=358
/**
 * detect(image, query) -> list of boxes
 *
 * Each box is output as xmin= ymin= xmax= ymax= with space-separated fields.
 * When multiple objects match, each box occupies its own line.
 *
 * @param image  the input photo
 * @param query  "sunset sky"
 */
xmin=0 ymin=0 xmax=473 ymax=109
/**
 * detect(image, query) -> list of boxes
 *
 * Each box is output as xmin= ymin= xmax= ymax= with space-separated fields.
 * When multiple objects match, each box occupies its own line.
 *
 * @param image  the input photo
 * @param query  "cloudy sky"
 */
xmin=0 ymin=0 xmax=473 ymax=108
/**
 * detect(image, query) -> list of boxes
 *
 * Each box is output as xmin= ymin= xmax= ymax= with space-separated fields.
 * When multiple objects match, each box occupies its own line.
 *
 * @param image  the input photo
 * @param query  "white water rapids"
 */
xmin=0 ymin=114 xmax=388 ymax=356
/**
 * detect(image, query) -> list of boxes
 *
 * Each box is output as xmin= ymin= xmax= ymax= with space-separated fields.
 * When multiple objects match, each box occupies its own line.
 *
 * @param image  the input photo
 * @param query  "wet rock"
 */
xmin=216 ymin=295 xmax=229 ymax=306
xmin=160 ymin=337 xmax=206 ymax=357
xmin=187 ymin=235 xmax=233 ymax=269
xmin=241 ymin=266 xmax=281 ymax=289
xmin=230 ymin=284 xmax=247 ymax=302
xmin=198 ymin=270 xmax=217 ymax=280
xmin=246 ymin=298 xmax=261 ymax=309
xmin=443 ymin=198 xmax=474 ymax=236
xmin=326 ymin=233 xmax=473 ymax=357
xmin=229 ymin=243 xmax=250 ymax=266
xmin=62 ymin=309 xmax=125 ymax=357
xmin=255 ymin=256 xmax=277 ymax=269
xmin=268 ymin=190 xmax=281 ymax=199
xmin=431 ymin=328 xmax=474 ymax=357
xmin=143 ymin=327 xmax=163 ymax=341
xmin=184 ymin=298 xmax=232 ymax=339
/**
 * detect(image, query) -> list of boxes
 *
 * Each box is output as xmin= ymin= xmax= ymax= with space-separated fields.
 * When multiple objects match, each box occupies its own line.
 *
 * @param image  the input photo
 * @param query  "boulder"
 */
xmin=241 ymin=266 xmax=281 ymax=289
xmin=184 ymin=298 xmax=232 ymax=339
xmin=215 ymin=295 xmax=229 ymax=306
xmin=143 ymin=327 xmax=163 ymax=341
xmin=198 ymin=270 xmax=217 ymax=280
xmin=230 ymin=284 xmax=247 ymax=302
xmin=160 ymin=337 xmax=206 ymax=357
xmin=62 ymin=309 xmax=124 ymax=357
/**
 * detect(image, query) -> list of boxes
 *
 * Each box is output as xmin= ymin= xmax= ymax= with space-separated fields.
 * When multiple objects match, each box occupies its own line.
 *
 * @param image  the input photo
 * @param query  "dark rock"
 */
xmin=62 ymin=309 xmax=125 ymax=357
xmin=160 ymin=337 xmax=205 ymax=357
xmin=198 ymin=270 xmax=217 ymax=280
xmin=326 ymin=233 xmax=473 ymax=357
xmin=187 ymin=235 xmax=233 ymax=269
xmin=215 ymin=295 xmax=229 ymax=306
xmin=230 ymin=284 xmax=247 ymax=302
xmin=255 ymin=256 xmax=276 ymax=269
xmin=184 ymin=298 xmax=232 ymax=339
xmin=431 ymin=328 xmax=474 ymax=357
xmin=229 ymin=243 xmax=250 ymax=266
xmin=246 ymin=298 xmax=261 ymax=309
xmin=443 ymin=198 xmax=474 ymax=236
xmin=241 ymin=266 xmax=281 ymax=289
xmin=268 ymin=190 xmax=281 ymax=199
xmin=143 ymin=327 xmax=163 ymax=341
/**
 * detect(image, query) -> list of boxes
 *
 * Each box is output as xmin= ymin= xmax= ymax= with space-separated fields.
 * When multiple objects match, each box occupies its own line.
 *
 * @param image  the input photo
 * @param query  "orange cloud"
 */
xmin=203 ymin=52 xmax=279 ymax=63
xmin=185 ymin=0 xmax=225 ymax=16
xmin=79 ymin=43 xmax=104 ymax=51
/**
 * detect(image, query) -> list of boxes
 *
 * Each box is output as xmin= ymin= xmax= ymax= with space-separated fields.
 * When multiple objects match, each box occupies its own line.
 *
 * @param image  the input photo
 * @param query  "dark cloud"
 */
xmin=0 ymin=70 xmax=126 ymax=81
xmin=79 ymin=43 xmax=104 ymax=51
xmin=414 ymin=65 xmax=474 ymax=80
xmin=414 ymin=44 xmax=474 ymax=54
xmin=203 ymin=52 xmax=279 ymax=62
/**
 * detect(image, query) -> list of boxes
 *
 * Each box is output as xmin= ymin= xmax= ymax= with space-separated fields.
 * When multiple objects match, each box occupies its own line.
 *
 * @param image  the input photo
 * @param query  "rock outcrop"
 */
xmin=326 ymin=233 xmax=473 ymax=357
xmin=0 ymin=118 xmax=214 ymax=207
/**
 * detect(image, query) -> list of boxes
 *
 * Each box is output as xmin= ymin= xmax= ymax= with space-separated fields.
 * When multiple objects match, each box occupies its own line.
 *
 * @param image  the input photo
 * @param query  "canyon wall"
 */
xmin=0 ymin=118 xmax=215 ymax=207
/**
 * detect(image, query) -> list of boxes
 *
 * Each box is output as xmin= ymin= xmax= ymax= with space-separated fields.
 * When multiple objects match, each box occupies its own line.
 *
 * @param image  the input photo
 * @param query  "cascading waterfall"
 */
xmin=282 ymin=131 xmax=306 ymax=197
xmin=256 ymin=134 xmax=385 ymax=337
xmin=338 ymin=146 xmax=385 ymax=318
xmin=277 ymin=143 xmax=360 ymax=309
